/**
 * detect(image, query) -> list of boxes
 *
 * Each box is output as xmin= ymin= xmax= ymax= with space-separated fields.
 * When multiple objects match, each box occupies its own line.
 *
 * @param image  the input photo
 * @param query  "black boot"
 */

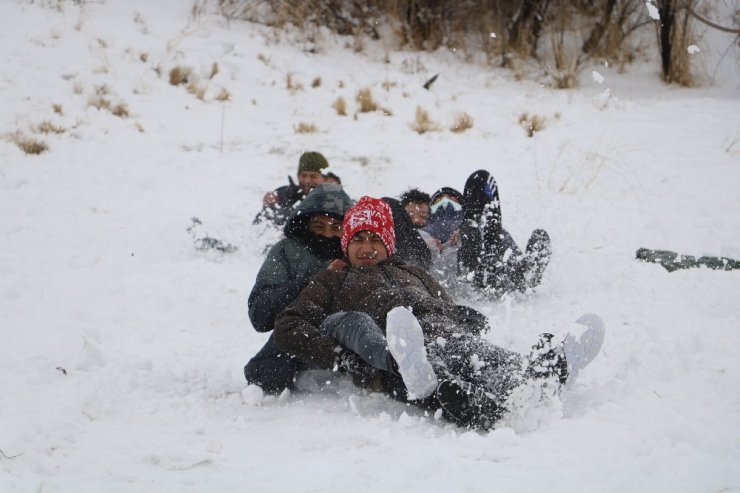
xmin=435 ymin=379 xmax=502 ymax=431
xmin=518 ymin=229 xmax=552 ymax=290
xmin=525 ymin=333 xmax=568 ymax=385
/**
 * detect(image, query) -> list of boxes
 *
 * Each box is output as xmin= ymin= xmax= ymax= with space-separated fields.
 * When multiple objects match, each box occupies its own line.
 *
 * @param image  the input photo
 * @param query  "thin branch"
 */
xmin=1 ymin=448 xmax=23 ymax=460
xmin=685 ymin=5 xmax=740 ymax=34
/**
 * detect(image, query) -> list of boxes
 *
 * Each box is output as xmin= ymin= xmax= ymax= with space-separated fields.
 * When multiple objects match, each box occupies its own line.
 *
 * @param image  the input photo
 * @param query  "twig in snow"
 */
xmin=1 ymin=449 xmax=23 ymax=460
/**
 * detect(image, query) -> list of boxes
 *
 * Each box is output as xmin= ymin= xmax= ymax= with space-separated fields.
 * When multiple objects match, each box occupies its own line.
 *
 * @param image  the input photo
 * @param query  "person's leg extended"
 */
xmin=320 ymin=311 xmax=396 ymax=371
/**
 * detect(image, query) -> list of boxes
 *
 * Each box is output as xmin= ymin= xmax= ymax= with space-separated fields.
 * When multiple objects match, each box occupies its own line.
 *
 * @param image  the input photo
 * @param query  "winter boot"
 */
xmin=386 ymin=306 xmax=438 ymax=400
xmin=525 ymin=333 xmax=569 ymax=385
xmin=519 ymin=229 xmax=552 ymax=290
xmin=435 ymin=379 xmax=502 ymax=431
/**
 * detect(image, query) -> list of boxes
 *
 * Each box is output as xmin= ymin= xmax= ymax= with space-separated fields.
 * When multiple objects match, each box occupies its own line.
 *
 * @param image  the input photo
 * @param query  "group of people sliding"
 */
xmin=247 ymin=151 xmax=604 ymax=431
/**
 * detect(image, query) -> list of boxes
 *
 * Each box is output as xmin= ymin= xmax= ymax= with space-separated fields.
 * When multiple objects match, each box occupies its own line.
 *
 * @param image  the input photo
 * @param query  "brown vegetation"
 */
xmin=410 ymin=106 xmax=440 ymax=134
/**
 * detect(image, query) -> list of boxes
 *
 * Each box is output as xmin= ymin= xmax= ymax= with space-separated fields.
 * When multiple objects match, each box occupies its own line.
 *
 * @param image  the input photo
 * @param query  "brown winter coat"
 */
xmin=273 ymin=256 xmax=487 ymax=368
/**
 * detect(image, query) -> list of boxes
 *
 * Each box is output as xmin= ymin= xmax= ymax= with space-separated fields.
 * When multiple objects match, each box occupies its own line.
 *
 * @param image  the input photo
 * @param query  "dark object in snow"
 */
xmin=636 ymin=248 xmax=740 ymax=272
xmin=423 ymin=73 xmax=439 ymax=90
xmin=187 ymin=217 xmax=238 ymax=254
xmin=56 ymin=366 xmax=67 ymax=375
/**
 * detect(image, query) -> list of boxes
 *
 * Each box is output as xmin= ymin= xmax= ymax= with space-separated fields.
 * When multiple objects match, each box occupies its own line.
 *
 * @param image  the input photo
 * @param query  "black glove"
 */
xmin=336 ymin=350 xmax=380 ymax=388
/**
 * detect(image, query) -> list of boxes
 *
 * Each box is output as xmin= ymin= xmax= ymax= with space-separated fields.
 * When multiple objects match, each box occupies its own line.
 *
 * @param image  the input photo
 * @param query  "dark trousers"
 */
xmin=244 ymin=334 xmax=308 ymax=393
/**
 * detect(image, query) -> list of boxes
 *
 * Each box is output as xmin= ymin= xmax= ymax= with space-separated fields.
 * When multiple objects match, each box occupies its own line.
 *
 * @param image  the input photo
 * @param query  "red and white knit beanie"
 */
xmin=341 ymin=196 xmax=396 ymax=256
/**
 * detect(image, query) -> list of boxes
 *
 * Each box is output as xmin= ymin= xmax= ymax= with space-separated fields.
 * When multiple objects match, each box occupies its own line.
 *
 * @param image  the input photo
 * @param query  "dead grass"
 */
xmin=410 ymin=106 xmax=440 ymax=134
xmin=169 ymin=65 xmax=192 ymax=86
xmin=111 ymin=102 xmax=130 ymax=118
xmin=209 ymin=62 xmax=219 ymax=79
xmin=187 ymin=80 xmax=207 ymax=100
xmin=7 ymin=132 xmax=48 ymax=155
xmin=140 ymin=52 xmax=149 ymax=63
xmin=333 ymin=96 xmax=347 ymax=116
xmin=215 ymin=87 xmax=231 ymax=101
xmin=356 ymin=88 xmax=377 ymax=112
xmin=294 ymin=122 xmax=319 ymax=133
xmin=286 ymin=73 xmax=303 ymax=93
xmin=95 ymin=83 xmax=110 ymax=96
xmin=35 ymin=121 xmax=66 ymax=134
xmin=257 ymin=53 xmax=270 ymax=65
xmin=134 ymin=122 xmax=145 ymax=133
xmin=519 ymin=112 xmax=545 ymax=137
xmin=311 ymin=77 xmax=322 ymax=88
xmin=52 ymin=103 xmax=63 ymax=115
xmin=88 ymin=96 xmax=112 ymax=111
xmin=450 ymin=112 xmax=474 ymax=133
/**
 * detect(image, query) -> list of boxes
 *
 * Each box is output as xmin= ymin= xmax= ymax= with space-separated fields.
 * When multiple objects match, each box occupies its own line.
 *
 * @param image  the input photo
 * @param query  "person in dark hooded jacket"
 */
xmin=245 ymin=183 xmax=353 ymax=392
xmin=253 ymin=151 xmax=330 ymax=227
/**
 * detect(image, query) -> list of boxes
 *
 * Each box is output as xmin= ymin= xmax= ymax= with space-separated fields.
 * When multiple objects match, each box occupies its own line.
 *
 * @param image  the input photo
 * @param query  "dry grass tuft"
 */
xmin=209 ymin=62 xmax=219 ymax=79
xmin=410 ymin=106 xmax=440 ymax=134
xmin=215 ymin=87 xmax=231 ymax=101
xmin=52 ymin=103 xmax=63 ymax=115
xmin=89 ymin=96 xmax=112 ymax=111
xmin=450 ymin=112 xmax=474 ymax=133
xmin=140 ymin=52 xmax=148 ymax=63
xmin=169 ymin=65 xmax=192 ymax=86
xmin=187 ymin=80 xmax=207 ymax=100
xmin=311 ymin=77 xmax=322 ymax=88
xmin=518 ymin=112 xmax=545 ymax=137
xmin=134 ymin=122 xmax=145 ymax=133
xmin=95 ymin=84 xmax=110 ymax=96
xmin=294 ymin=122 xmax=319 ymax=134
xmin=286 ymin=73 xmax=303 ymax=93
xmin=333 ymin=96 xmax=347 ymax=116
xmin=8 ymin=132 xmax=48 ymax=154
xmin=257 ymin=53 xmax=270 ymax=65
xmin=111 ymin=102 xmax=130 ymax=118
xmin=35 ymin=121 xmax=65 ymax=134
xmin=356 ymin=88 xmax=377 ymax=113
xmin=382 ymin=80 xmax=398 ymax=91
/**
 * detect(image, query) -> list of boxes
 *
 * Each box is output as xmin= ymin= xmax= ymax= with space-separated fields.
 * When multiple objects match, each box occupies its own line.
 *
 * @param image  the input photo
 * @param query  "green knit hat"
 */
xmin=298 ymin=151 xmax=329 ymax=173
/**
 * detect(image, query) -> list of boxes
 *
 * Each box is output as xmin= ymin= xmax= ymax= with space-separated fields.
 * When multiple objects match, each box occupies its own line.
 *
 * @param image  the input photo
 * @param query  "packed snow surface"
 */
xmin=1 ymin=1 xmax=739 ymax=492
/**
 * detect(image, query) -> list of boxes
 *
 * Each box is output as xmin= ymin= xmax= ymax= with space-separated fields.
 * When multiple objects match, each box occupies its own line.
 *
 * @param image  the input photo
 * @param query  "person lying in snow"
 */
xmin=245 ymin=183 xmax=354 ymax=393
xmin=253 ymin=151 xmax=331 ymax=227
xmin=422 ymin=170 xmax=552 ymax=297
xmin=274 ymin=196 xmax=604 ymax=430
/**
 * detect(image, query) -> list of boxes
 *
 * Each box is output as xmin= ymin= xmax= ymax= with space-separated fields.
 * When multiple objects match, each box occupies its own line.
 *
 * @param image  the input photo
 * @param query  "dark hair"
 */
xmin=324 ymin=172 xmax=341 ymax=184
xmin=400 ymin=188 xmax=431 ymax=207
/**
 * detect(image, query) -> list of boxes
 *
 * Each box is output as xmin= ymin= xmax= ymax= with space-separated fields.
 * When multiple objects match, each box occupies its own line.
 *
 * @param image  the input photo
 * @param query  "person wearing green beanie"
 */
xmin=255 ymin=151 xmax=337 ymax=227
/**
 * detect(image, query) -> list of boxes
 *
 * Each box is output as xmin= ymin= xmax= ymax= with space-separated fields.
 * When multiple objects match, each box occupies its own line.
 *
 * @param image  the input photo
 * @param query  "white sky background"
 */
xmin=1 ymin=1 xmax=739 ymax=491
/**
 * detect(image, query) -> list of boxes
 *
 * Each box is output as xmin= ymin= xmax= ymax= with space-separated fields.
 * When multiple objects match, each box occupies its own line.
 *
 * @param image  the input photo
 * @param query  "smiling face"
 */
xmin=307 ymin=214 xmax=342 ymax=238
xmin=347 ymin=230 xmax=388 ymax=267
xmin=298 ymin=171 xmax=325 ymax=195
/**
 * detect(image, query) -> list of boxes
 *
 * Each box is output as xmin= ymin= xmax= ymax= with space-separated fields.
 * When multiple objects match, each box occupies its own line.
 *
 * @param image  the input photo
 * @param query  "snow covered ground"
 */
xmin=1 ymin=1 xmax=739 ymax=491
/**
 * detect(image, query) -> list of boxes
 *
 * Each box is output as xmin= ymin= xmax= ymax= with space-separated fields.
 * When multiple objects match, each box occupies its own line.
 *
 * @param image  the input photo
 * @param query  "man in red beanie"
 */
xmin=273 ymin=196 xmax=605 ymax=430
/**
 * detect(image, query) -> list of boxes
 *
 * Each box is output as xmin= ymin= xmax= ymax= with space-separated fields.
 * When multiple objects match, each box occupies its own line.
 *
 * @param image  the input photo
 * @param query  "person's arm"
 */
xmin=247 ymin=244 xmax=314 ymax=332
xmin=273 ymin=270 xmax=344 ymax=369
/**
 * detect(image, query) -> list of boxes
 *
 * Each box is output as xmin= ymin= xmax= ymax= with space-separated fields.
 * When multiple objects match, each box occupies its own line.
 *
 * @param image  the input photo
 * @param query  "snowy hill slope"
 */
xmin=1 ymin=1 xmax=739 ymax=491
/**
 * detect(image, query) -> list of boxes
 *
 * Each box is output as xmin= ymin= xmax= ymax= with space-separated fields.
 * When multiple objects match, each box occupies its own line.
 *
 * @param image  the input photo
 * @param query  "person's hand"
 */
xmin=448 ymin=230 xmax=460 ymax=247
xmin=327 ymin=259 xmax=348 ymax=271
xmin=262 ymin=191 xmax=278 ymax=207
xmin=431 ymin=238 xmax=444 ymax=253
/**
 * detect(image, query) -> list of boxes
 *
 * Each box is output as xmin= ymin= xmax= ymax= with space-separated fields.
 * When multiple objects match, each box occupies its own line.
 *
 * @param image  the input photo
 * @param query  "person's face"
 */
xmin=404 ymin=201 xmax=430 ymax=227
xmin=347 ymin=230 xmax=388 ymax=267
xmin=298 ymin=171 xmax=325 ymax=194
xmin=307 ymin=214 xmax=342 ymax=238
